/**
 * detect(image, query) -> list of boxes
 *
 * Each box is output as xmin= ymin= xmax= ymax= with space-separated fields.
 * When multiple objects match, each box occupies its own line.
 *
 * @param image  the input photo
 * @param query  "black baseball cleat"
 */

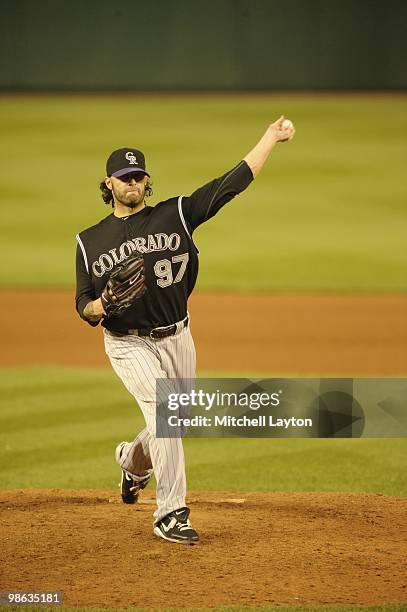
xmin=120 ymin=469 xmax=152 ymax=504
xmin=153 ymin=507 xmax=199 ymax=544
xmin=115 ymin=441 xmax=153 ymax=504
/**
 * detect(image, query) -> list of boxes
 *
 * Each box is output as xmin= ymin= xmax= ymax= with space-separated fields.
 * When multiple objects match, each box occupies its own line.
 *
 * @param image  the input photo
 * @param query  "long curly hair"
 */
xmin=99 ymin=178 xmax=153 ymax=207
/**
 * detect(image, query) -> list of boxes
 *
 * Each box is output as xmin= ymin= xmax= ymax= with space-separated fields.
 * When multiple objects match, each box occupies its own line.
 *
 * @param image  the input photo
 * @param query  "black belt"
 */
xmin=112 ymin=316 xmax=189 ymax=340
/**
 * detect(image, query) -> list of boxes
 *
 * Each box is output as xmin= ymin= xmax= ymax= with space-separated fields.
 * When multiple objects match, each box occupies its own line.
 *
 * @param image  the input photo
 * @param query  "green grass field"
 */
xmin=0 ymin=93 xmax=406 ymax=290
xmin=1 ymin=367 xmax=406 ymax=495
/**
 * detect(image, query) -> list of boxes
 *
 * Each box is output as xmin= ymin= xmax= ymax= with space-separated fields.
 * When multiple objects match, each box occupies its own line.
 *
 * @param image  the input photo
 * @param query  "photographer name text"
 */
xmin=167 ymin=414 xmax=312 ymax=429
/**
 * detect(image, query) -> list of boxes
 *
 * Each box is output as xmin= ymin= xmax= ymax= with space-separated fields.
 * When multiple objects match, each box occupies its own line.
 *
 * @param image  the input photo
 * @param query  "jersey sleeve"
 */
xmin=75 ymin=239 xmax=99 ymax=327
xmin=180 ymin=160 xmax=254 ymax=231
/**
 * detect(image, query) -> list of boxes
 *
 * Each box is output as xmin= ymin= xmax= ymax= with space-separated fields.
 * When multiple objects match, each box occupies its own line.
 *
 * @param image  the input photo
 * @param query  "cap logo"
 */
xmin=125 ymin=151 xmax=138 ymax=165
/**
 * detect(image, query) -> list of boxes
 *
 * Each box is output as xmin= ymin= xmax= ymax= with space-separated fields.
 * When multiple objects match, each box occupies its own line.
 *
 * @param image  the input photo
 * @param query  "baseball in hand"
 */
xmin=280 ymin=119 xmax=295 ymax=142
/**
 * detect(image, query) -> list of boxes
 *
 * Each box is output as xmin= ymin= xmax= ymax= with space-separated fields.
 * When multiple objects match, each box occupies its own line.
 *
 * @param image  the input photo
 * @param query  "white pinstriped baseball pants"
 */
xmin=104 ymin=321 xmax=196 ymax=522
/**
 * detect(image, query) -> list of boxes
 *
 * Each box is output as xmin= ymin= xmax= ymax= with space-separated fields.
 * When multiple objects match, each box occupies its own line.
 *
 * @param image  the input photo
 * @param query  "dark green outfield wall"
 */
xmin=1 ymin=0 xmax=406 ymax=90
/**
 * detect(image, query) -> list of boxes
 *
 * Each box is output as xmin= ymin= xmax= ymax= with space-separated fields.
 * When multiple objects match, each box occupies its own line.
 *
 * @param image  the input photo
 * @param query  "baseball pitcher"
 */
xmin=75 ymin=116 xmax=295 ymax=544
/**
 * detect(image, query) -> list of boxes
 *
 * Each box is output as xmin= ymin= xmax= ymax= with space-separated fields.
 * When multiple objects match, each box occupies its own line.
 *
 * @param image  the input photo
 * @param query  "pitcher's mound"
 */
xmin=1 ymin=490 xmax=406 ymax=608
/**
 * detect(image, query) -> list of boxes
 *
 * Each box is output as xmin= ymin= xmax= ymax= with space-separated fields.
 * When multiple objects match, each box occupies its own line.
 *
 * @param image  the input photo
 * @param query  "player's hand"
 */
xmin=101 ymin=252 xmax=146 ymax=318
xmin=83 ymin=297 xmax=105 ymax=321
xmin=268 ymin=115 xmax=296 ymax=143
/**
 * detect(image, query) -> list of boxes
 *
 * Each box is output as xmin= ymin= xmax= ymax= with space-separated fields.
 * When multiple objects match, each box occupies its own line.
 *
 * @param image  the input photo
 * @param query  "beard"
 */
xmin=113 ymin=184 xmax=146 ymax=209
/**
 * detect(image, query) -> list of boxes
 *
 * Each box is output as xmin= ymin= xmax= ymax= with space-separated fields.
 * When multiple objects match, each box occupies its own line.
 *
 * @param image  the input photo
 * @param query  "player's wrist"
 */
xmin=265 ymin=126 xmax=279 ymax=146
xmin=84 ymin=299 xmax=104 ymax=321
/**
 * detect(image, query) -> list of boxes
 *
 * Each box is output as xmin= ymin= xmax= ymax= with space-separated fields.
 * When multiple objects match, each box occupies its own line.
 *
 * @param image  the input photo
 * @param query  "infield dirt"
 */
xmin=1 ymin=489 xmax=406 ymax=607
xmin=1 ymin=289 xmax=407 ymax=374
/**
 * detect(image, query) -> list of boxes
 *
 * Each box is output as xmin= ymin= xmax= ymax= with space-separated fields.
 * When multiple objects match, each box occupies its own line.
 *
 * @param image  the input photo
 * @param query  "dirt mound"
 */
xmin=1 ymin=489 xmax=406 ymax=608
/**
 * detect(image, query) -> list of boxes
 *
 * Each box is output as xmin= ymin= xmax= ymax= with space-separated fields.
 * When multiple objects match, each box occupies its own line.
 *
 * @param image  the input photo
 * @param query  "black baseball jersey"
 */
xmin=75 ymin=160 xmax=253 ymax=333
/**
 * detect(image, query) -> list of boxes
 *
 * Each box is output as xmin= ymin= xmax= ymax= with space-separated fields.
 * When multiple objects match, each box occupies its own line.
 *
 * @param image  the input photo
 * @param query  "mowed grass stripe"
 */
xmin=187 ymin=438 xmax=407 ymax=495
xmin=0 ymin=94 xmax=406 ymax=290
xmin=1 ymin=366 xmax=406 ymax=495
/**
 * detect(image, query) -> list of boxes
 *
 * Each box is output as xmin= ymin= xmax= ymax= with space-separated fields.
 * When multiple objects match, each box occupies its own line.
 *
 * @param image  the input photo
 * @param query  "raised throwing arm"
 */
xmin=244 ymin=116 xmax=295 ymax=178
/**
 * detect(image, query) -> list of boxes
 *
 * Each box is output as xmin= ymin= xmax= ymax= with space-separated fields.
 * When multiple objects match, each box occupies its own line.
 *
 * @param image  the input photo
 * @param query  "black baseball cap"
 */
xmin=106 ymin=147 xmax=150 ymax=178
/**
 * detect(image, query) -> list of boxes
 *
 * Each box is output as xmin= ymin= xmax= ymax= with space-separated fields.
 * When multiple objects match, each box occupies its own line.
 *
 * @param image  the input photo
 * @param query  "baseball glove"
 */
xmin=101 ymin=251 xmax=146 ymax=317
